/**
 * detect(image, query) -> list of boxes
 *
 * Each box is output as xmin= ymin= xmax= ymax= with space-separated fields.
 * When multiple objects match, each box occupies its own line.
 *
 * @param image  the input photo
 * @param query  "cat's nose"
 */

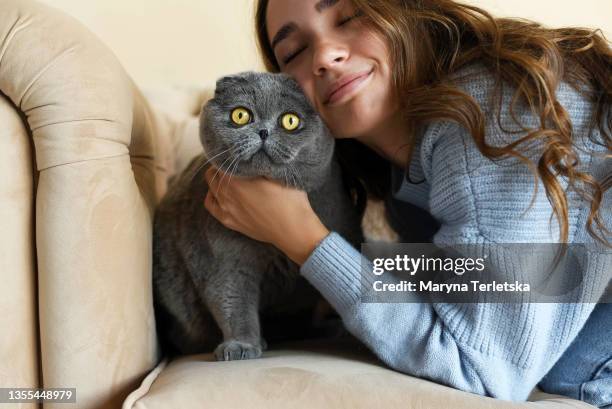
xmin=258 ymin=129 xmax=269 ymax=140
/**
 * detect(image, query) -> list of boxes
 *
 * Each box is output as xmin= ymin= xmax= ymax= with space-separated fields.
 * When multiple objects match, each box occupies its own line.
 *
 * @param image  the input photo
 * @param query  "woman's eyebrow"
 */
xmin=272 ymin=23 xmax=297 ymax=49
xmin=271 ymin=0 xmax=341 ymax=49
xmin=315 ymin=0 xmax=340 ymax=13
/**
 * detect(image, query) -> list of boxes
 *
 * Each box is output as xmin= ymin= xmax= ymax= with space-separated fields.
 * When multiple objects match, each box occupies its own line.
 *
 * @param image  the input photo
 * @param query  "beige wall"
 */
xmin=468 ymin=0 xmax=611 ymax=34
xmin=43 ymin=0 xmax=263 ymax=88
xmin=44 ymin=0 xmax=611 ymax=88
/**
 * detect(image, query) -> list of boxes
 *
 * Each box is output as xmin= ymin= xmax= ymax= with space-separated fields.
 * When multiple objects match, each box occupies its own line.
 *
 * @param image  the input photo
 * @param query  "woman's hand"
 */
xmin=203 ymin=166 xmax=330 ymax=265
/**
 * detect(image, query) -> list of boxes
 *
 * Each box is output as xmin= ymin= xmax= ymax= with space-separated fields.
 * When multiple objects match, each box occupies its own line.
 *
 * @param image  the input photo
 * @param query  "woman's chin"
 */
xmin=327 ymin=119 xmax=376 ymax=140
xmin=323 ymin=104 xmax=382 ymax=140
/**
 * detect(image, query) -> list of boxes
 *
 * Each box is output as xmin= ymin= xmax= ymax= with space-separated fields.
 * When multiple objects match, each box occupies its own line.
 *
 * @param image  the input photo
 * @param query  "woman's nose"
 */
xmin=312 ymin=41 xmax=349 ymax=76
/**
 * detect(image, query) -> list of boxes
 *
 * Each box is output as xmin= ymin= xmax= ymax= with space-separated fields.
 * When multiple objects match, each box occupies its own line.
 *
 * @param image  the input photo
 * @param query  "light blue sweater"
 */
xmin=300 ymin=66 xmax=611 ymax=401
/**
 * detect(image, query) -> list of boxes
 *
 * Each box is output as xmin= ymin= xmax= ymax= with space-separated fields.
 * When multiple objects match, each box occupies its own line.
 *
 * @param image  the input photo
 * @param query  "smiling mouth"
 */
xmin=324 ymin=68 xmax=374 ymax=106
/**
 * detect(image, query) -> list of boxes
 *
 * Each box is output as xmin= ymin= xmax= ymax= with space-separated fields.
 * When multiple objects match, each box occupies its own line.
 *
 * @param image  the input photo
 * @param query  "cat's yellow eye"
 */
xmin=231 ymin=107 xmax=251 ymax=126
xmin=280 ymin=113 xmax=300 ymax=131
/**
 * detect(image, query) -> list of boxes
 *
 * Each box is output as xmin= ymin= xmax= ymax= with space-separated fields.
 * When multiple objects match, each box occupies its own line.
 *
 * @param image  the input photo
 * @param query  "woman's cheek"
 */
xmin=298 ymin=79 xmax=318 ymax=108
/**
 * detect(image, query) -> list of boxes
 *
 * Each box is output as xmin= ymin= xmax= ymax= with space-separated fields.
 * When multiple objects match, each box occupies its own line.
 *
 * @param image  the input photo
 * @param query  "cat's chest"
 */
xmin=210 ymin=238 xmax=301 ymax=305
xmin=206 ymin=226 xmax=298 ymax=277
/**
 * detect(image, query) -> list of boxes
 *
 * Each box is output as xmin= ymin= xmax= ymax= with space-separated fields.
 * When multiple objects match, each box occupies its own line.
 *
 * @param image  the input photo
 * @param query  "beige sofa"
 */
xmin=0 ymin=0 xmax=597 ymax=408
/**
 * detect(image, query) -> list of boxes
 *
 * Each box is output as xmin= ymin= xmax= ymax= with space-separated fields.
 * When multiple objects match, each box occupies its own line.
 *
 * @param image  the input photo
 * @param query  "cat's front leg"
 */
xmin=203 ymin=272 xmax=266 ymax=361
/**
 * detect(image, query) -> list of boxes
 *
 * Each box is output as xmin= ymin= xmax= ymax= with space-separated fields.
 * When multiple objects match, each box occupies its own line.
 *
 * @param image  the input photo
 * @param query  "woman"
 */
xmin=203 ymin=0 xmax=611 ymax=405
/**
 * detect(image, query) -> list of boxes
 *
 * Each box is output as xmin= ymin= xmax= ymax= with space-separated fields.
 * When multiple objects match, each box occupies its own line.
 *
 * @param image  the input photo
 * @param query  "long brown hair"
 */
xmin=255 ymin=0 xmax=611 ymax=245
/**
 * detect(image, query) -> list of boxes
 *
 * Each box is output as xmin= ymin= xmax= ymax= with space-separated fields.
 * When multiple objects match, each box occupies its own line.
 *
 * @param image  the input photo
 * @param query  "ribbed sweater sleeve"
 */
xmin=300 ymin=230 xmax=608 ymax=400
xmin=301 ymin=231 xmax=489 ymax=394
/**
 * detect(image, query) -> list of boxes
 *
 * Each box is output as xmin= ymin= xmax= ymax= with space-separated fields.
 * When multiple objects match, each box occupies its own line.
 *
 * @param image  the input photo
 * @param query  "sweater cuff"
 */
xmin=300 ymin=231 xmax=372 ymax=314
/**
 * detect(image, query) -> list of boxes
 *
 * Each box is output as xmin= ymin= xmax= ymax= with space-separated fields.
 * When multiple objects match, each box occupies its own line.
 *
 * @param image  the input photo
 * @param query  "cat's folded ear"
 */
xmin=280 ymin=74 xmax=303 ymax=93
xmin=214 ymin=72 xmax=253 ymax=97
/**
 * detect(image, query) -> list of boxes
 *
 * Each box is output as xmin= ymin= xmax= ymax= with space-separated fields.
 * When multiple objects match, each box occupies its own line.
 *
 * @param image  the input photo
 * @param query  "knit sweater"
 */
xmin=299 ymin=65 xmax=611 ymax=401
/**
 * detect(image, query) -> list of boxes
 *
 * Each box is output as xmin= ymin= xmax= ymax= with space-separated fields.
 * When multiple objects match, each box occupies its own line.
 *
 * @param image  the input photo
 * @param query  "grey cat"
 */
xmin=152 ymin=72 xmax=363 ymax=361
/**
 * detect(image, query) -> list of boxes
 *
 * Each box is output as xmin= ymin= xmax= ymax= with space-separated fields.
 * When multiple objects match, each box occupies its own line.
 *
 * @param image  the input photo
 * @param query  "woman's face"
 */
xmin=266 ymin=0 xmax=399 ymax=139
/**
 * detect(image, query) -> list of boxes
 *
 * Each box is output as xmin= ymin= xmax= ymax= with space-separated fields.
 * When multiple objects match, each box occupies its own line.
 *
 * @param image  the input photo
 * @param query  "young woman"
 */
xmin=203 ymin=0 xmax=611 ymax=405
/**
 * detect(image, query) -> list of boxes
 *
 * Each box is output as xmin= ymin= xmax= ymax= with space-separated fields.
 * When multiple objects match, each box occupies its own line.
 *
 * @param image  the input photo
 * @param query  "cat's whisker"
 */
xmin=282 ymin=168 xmax=290 ymax=188
xmin=287 ymin=164 xmax=302 ymax=190
xmin=292 ymin=169 xmax=300 ymax=189
xmin=225 ymin=149 xmax=246 ymax=194
xmin=217 ymin=148 xmax=247 ymax=198
xmin=282 ymin=167 xmax=292 ymax=188
xmin=295 ymin=157 xmax=320 ymax=167
xmin=208 ymin=151 xmax=238 ymax=192
xmin=201 ymin=145 xmax=240 ymax=169
xmin=185 ymin=160 xmax=209 ymax=186
xmin=297 ymin=166 xmax=305 ymax=187
xmin=274 ymin=144 xmax=297 ymax=162
xmin=203 ymin=145 xmax=231 ymax=161
xmin=185 ymin=146 xmax=233 ymax=185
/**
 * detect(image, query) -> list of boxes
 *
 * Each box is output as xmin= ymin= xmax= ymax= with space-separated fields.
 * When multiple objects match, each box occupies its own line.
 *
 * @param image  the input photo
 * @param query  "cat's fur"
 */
xmin=153 ymin=72 xmax=363 ymax=361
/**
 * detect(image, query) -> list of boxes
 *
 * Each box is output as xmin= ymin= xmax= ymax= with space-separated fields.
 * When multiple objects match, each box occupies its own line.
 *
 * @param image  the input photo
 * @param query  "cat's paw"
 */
xmin=214 ymin=340 xmax=263 ymax=361
xmin=260 ymin=337 xmax=268 ymax=351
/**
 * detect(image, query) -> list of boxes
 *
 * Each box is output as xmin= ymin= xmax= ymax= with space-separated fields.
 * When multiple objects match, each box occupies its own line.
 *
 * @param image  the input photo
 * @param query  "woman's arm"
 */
xmin=299 ymin=230 xmax=607 ymax=401
xmin=300 ymin=232 xmax=491 ymax=393
xmin=298 ymin=112 xmax=610 ymax=400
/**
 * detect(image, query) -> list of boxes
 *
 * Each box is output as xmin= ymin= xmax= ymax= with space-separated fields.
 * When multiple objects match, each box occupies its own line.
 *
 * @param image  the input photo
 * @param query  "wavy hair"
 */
xmin=255 ymin=0 xmax=611 ymax=245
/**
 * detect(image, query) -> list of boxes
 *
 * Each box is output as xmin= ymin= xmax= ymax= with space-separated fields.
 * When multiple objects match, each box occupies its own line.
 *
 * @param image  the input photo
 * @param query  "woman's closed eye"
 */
xmin=281 ymin=10 xmax=364 ymax=66
xmin=337 ymin=9 xmax=364 ymax=26
xmin=283 ymin=45 xmax=307 ymax=65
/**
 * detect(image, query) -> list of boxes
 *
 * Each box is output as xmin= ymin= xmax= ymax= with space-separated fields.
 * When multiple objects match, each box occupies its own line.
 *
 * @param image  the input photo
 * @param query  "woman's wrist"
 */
xmin=277 ymin=215 xmax=330 ymax=266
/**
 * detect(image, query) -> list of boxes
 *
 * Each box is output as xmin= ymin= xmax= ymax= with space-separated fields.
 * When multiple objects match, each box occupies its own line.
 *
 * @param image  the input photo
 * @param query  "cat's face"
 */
xmin=200 ymin=72 xmax=334 ymax=187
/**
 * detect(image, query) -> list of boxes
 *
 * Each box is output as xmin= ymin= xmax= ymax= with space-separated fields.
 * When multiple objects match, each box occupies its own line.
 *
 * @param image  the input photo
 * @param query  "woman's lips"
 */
xmin=324 ymin=69 xmax=374 ymax=105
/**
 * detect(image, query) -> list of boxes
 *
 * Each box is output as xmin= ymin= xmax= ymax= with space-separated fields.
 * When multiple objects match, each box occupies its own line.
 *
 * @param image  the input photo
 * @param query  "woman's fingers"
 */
xmin=204 ymin=167 xmax=223 ymax=212
xmin=204 ymin=190 xmax=238 ymax=230
xmin=204 ymin=189 xmax=218 ymax=214
xmin=204 ymin=189 xmax=228 ymax=222
xmin=206 ymin=166 xmax=232 ymax=203
xmin=204 ymin=168 xmax=235 ymax=228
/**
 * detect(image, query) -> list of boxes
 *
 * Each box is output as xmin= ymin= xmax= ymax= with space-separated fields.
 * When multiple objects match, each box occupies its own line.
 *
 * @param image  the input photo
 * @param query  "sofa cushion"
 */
xmin=123 ymin=338 xmax=594 ymax=409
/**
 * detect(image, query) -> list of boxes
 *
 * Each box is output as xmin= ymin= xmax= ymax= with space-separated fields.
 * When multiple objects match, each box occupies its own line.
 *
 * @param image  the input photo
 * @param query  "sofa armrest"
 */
xmin=0 ymin=0 xmax=165 ymax=407
xmin=0 ymin=91 xmax=39 ymax=408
